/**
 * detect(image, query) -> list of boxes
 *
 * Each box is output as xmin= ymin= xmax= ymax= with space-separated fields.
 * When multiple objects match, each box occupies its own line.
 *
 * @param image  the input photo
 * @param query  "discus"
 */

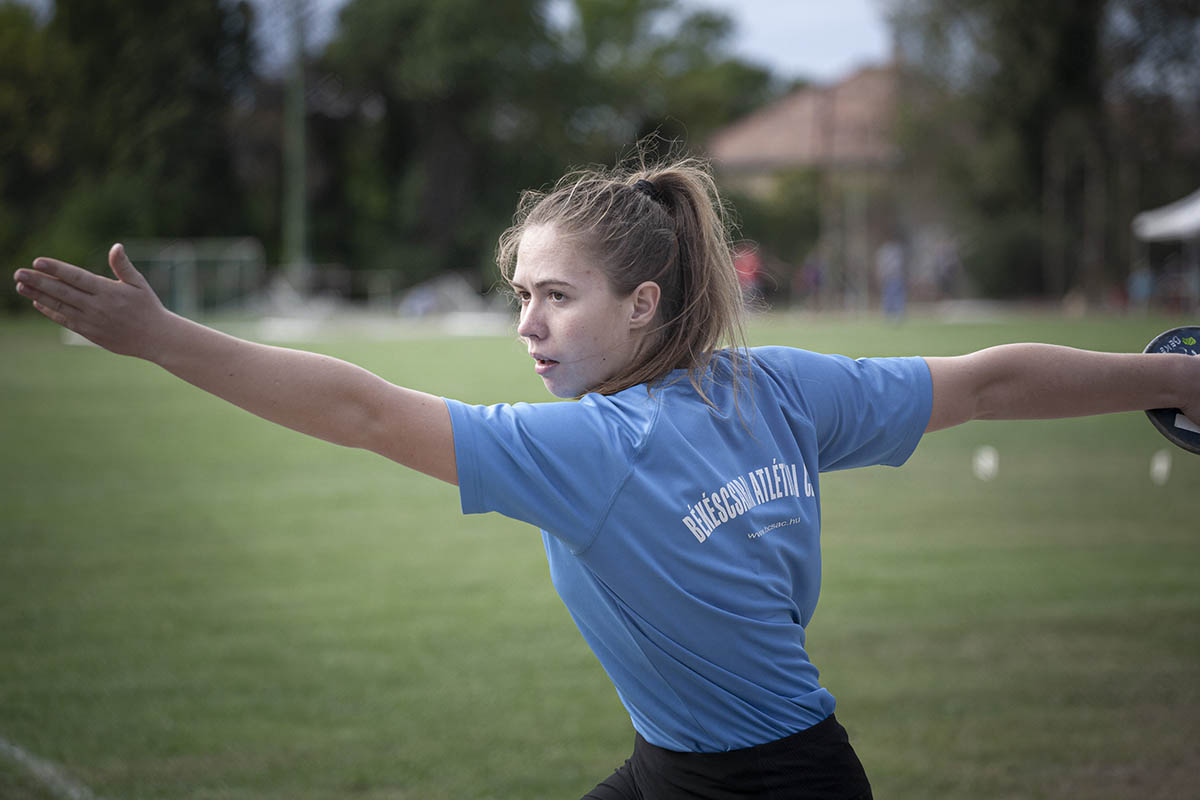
xmin=1143 ymin=325 xmax=1200 ymax=455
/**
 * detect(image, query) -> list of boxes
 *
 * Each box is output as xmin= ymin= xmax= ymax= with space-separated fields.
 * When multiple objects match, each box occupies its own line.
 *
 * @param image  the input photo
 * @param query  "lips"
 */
xmin=531 ymin=353 xmax=559 ymax=375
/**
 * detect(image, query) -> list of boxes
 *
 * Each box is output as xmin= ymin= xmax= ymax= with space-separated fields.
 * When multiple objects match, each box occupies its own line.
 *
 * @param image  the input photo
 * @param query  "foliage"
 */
xmin=313 ymin=0 xmax=774 ymax=287
xmin=0 ymin=3 xmax=60 ymax=304
xmin=0 ymin=0 xmax=257 ymax=302
xmin=889 ymin=0 xmax=1200 ymax=298
xmin=6 ymin=0 xmax=1200 ymax=304
xmin=0 ymin=0 xmax=778 ymax=303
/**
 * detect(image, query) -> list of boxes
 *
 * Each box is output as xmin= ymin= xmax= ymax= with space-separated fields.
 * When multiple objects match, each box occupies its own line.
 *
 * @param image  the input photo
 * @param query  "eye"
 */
xmin=514 ymin=290 xmax=530 ymax=304
xmin=548 ymin=290 xmax=566 ymax=302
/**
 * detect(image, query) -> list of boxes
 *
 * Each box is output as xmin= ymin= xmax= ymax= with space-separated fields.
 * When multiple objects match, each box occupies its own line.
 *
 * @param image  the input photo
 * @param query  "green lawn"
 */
xmin=1 ymin=311 xmax=1197 ymax=799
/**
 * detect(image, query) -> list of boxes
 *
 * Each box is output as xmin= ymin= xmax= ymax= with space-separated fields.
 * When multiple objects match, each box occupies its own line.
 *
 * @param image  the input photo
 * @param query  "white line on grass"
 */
xmin=0 ymin=736 xmax=102 ymax=800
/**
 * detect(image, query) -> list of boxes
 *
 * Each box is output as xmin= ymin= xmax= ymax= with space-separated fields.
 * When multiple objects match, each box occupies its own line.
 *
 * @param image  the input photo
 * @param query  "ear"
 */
xmin=628 ymin=281 xmax=661 ymax=330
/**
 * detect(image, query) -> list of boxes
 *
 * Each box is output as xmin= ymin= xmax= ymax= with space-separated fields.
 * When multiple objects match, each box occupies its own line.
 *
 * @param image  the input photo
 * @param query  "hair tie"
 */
xmin=633 ymin=179 xmax=665 ymax=205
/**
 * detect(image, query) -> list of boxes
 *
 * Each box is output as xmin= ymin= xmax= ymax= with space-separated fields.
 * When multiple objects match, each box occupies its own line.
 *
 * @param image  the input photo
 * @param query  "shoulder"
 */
xmin=577 ymin=388 xmax=664 ymax=450
xmin=738 ymin=345 xmax=850 ymax=401
xmin=447 ymin=387 xmax=662 ymax=455
xmin=737 ymin=346 xmax=931 ymax=422
xmin=748 ymin=345 xmax=850 ymax=373
xmin=746 ymin=345 xmax=928 ymax=386
xmin=445 ymin=389 xmax=665 ymax=535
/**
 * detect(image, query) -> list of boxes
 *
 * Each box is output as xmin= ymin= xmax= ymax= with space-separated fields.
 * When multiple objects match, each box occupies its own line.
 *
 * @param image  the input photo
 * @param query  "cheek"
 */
xmin=557 ymin=301 xmax=633 ymax=363
xmin=562 ymin=314 xmax=604 ymax=348
xmin=582 ymin=320 xmax=626 ymax=360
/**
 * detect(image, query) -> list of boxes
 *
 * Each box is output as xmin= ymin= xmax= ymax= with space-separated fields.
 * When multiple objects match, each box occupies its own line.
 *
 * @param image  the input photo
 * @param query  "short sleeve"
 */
xmin=444 ymin=396 xmax=645 ymax=551
xmin=767 ymin=349 xmax=932 ymax=472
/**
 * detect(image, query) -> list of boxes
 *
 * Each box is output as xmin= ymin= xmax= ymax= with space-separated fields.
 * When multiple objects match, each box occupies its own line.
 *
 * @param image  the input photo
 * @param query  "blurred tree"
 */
xmin=889 ymin=0 xmax=1200 ymax=299
xmin=5 ymin=0 xmax=778 ymax=301
xmin=3 ymin=0 xmax=257 ymax=268
xmin=317 ymin=0 xmax=560 ymax=285
xmin=314 ymin=0 xmax=774 ymax=288
xmin=0 ymin=2 xmax=58 ymax=287
xmin=561 ymin=1 xmax=774 ymax=149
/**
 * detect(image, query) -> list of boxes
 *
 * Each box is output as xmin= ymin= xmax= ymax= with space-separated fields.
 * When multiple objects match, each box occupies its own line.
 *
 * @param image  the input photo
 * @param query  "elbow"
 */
xmin=954 ymin=347 xmax=1026 ymax=422
xmin=925 ymin=353 xmax=992 ymax=431
xmin=317 ymin=387 xmax=385 ymax=452
xmin=970 ymin=378 xmax=1006 ymax=422
xmin=349 ymin=402 xmax=390 ymax=453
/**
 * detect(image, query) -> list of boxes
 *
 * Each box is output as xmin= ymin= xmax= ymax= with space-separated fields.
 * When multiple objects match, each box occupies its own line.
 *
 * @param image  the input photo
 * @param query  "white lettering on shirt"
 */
xmin=679 ymin=459 xmax=815 ymax=543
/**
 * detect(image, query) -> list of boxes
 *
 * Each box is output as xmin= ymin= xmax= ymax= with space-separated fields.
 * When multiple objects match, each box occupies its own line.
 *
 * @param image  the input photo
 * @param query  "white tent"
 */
xmin=1130 ymin=188 xmax=1200 ymax=313
xmin=1132 ymin=188 xmax=1200 ymax=242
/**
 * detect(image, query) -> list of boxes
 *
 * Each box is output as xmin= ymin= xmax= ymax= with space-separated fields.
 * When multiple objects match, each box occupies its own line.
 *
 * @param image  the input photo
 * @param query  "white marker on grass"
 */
xmin=972 ymin=445 xmax=999 ymax=481
xmin=1150 ymin=449 xmax=1172 ymax=486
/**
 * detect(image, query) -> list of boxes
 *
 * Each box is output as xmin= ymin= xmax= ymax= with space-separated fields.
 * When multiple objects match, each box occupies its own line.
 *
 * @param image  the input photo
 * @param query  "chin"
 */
xmin=541 ymin=362 xmax=611 ymax=398
xmin=542 ymin=371 xmax=599 ymax=398
xmin=544 ymin=381 xmax=583 ymax=399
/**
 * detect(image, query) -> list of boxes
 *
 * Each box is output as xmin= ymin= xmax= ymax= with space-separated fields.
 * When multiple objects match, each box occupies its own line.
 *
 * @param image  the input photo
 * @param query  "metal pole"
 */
xmin=282 ymin=0 xmax=309 ymax=291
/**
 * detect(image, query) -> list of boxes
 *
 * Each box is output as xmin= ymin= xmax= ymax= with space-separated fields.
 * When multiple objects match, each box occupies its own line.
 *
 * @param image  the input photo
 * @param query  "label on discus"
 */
xmin=1144 ymin=326 xmax=1200 ymax=455
xmin=1175 ymin=414 xmax=1200 ymax=435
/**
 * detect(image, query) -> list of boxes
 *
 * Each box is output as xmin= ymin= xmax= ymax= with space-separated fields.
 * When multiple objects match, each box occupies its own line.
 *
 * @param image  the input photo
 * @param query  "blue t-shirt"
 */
xmin=445 ymin=346 xmax=932 ymax=752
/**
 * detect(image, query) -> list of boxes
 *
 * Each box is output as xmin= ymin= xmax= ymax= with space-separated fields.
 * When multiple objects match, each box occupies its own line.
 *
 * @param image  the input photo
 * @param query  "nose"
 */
xmin=516 ymin=299 xmax=544 ymax=340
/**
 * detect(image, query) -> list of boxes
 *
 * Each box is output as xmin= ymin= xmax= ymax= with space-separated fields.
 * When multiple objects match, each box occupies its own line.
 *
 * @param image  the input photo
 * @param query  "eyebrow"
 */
xmin=508 ymin=278 xmax=575 ymax=291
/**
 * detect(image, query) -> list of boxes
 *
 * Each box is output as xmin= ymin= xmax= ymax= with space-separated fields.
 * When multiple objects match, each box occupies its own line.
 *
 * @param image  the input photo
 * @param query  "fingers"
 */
xmin=30 ymin=296 xmax=76 ymax=330
xmin=14 ymin=273 xmax=85 ymax=333
xmin=15 ymin=246 xmax=146 ymax=296
xmin=22 ymin=256 xmax=108 ymax=294
xmin=15 ymin=267 xmax=93 ymax=314
xmin=13 ymin=243 xmax=147 ymax=313
xmin=108 ymin=243 xmax=147 ymax=287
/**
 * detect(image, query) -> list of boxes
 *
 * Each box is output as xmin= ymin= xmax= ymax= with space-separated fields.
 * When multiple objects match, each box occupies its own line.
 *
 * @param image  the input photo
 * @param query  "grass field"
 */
xmin=2 ymin=310 xmax=1198 ymax=799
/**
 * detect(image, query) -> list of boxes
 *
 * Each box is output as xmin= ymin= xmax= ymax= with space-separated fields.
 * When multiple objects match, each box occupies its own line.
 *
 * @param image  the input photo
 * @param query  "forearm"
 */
xmin=152 ymin=312 xmax=404 ymax=451
xmin=15 ymin=248 xmax=455 ymax=480
xmin=926 ymin=344 xmax=1199 ymax=430
xmin=973 ymin=344 xmax=1190 ymax=418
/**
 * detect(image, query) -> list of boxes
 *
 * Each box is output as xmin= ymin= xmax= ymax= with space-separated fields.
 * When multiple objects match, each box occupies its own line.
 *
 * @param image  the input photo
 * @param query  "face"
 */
xmin=511 ymin=225 xmax=653 ymax=398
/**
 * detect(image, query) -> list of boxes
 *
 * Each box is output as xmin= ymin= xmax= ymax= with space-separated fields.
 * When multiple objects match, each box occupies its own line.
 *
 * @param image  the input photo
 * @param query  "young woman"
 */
xmin=12 ymin=157 xmax=1199 ymax=799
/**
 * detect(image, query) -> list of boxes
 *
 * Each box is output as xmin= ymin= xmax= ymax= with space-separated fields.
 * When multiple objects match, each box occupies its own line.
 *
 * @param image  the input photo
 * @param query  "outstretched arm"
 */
xmin=14 ymin=244 xmax=457 ymax=484
xmin=924 ymin=344 xmax=1200 ymax=433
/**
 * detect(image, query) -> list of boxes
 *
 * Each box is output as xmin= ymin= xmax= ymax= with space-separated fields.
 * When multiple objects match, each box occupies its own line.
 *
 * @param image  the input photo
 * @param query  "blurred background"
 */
xmin=2 ymin=0 xmax=1198 ymax=319
xmin=3 ymin=4 xmax=1200 ymax=798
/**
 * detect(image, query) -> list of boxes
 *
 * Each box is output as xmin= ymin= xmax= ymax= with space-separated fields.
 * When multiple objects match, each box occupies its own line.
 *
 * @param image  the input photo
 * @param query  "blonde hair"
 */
xmin=497 ymin=154 xmax=748 ymax=403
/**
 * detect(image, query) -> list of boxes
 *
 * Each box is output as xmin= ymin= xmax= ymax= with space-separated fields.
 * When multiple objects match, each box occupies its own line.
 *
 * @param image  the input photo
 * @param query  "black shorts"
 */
xmin=580 ymin=714 xmax=872 ymax=800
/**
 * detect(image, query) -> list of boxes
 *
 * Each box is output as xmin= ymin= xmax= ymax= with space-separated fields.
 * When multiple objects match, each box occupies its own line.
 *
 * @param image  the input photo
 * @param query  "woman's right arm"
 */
xmin=13 ymin=244 xmax=457 ymax=484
